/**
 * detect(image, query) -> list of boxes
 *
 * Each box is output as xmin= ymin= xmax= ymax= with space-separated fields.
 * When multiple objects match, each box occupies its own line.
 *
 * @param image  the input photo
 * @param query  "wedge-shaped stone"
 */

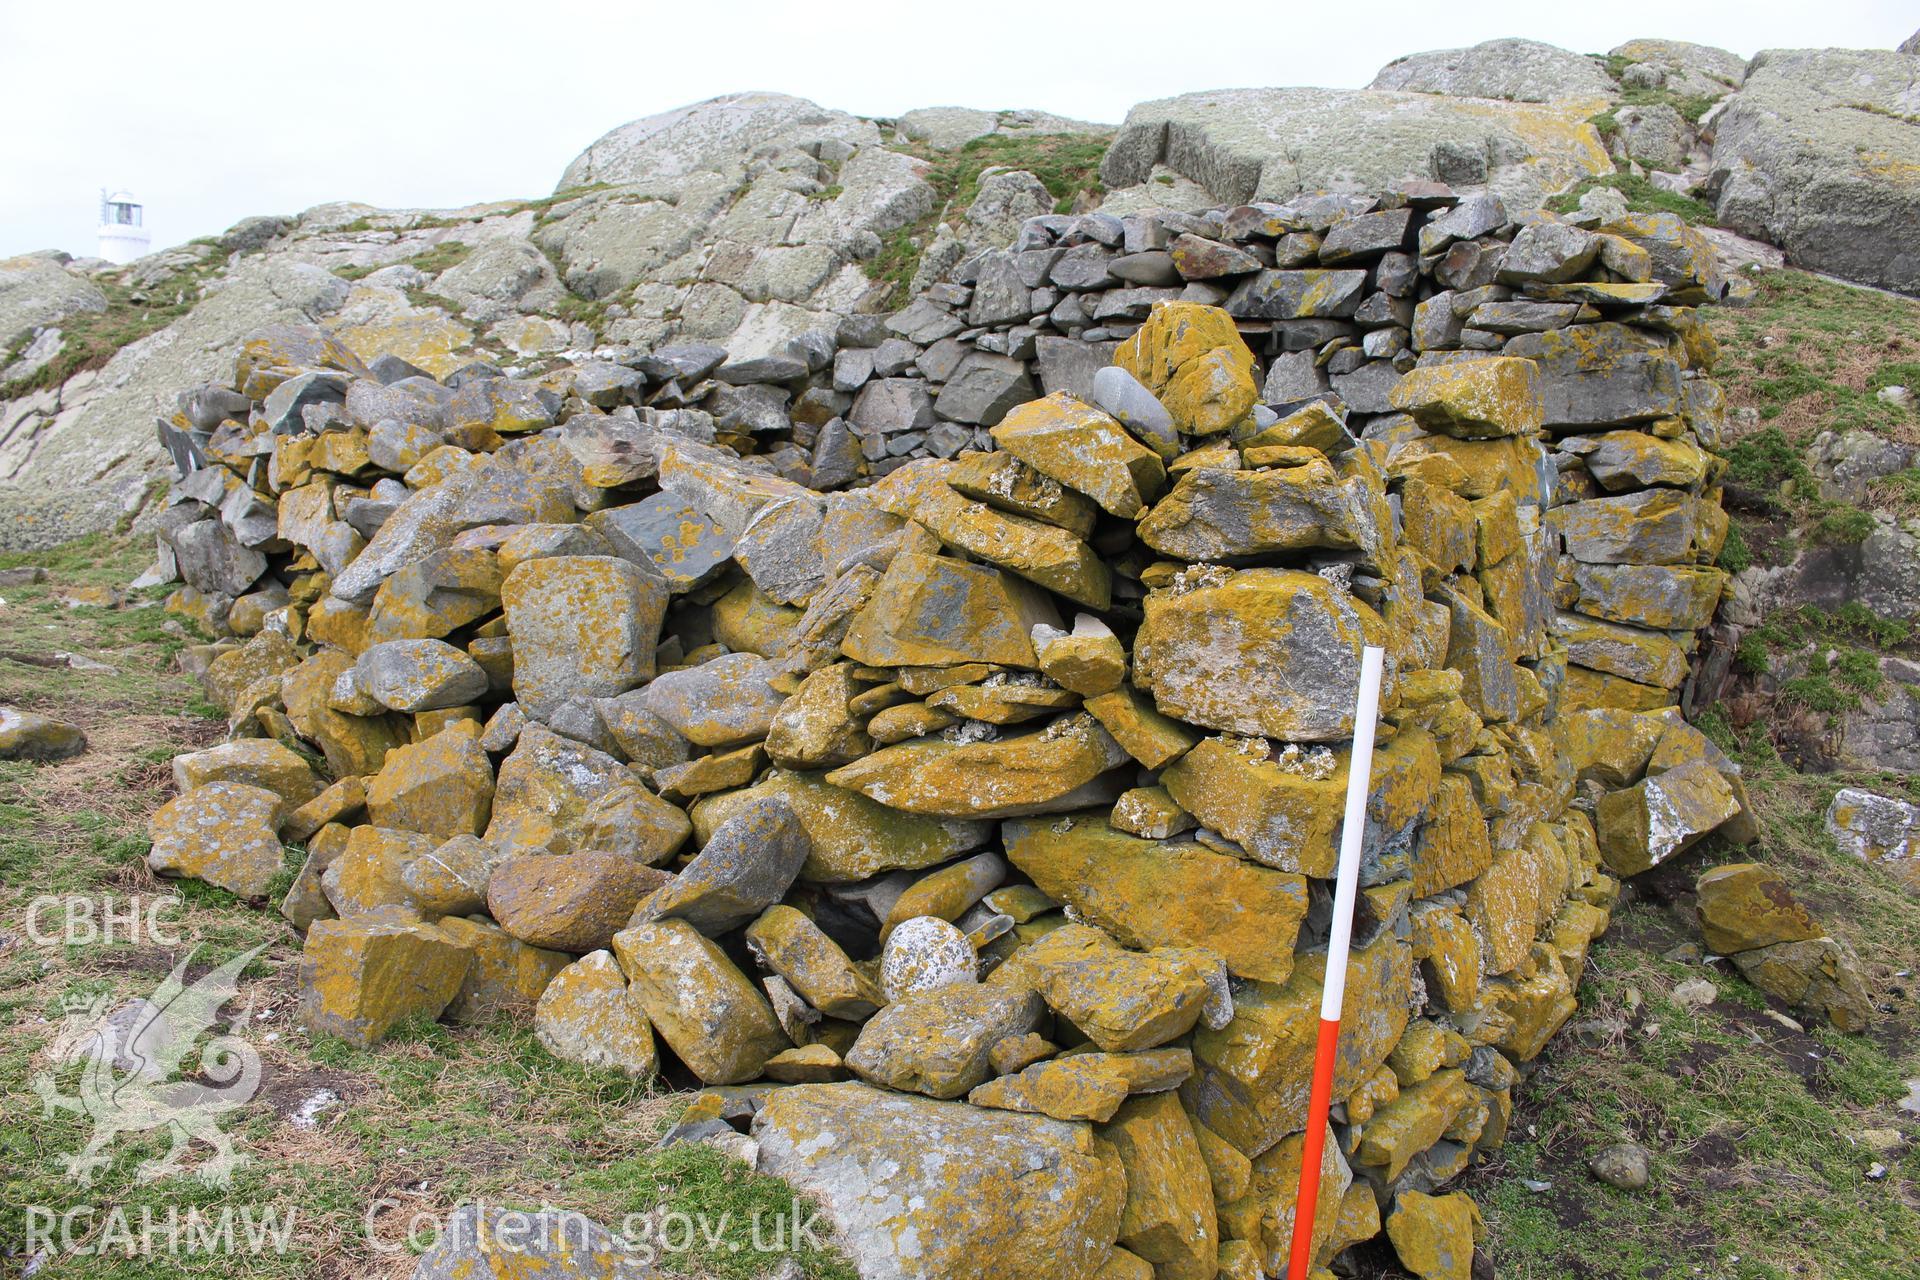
xmin=365 ymin=727 xmax=494 ymax=840
xmin=947 ymin=450 xmax=1098 ymax=538
xmin=484 ymin=726 xmax=689 ymax=860
xmin=1387 ymin=357 xmax=1542 ymax=439
xmin=533 ymin=949 xmax=657 ymax=1077
xmin=993 ymin=923 xmax=1209 ymax=1052
xmin=1004 ymin=813 xmax=1308 ymax=982
xmin=282 ymin=650 xmax=405 ymax=779
xmin=753 ymin=1082 xmax=1127 ymax=1280
xmin=1134 ymin=568 xmax=1381 ymax=741
xmin=842 ymin=552 xmax=1062 ymax=669
xmin=1183 ymin=936 xmax=1412 ymax=1156
xmin=1084 ymin=686 xmax=1197 ymax=770
xmin=1596 ymin=758 xmax=1740 ymax=875
xmin=298 ymin=909 xmax=470 ymax=1048
xmin=825 ymin=713 xmax=1128 ymax=818
xmin=1100 ymin=1092 xmax=1219 ymax=1280
xmin=637 ymin=795 xmax=810 ymax=935
xmin=1548 ymin=489 xmax=1712 ymax=566
xmin=745 ymin=904 xmax=885 ymax=1020
xmin=845 ymin=984 xmax=1044 ymax=1098
xmin=692 ymin=769 xmax=991 ymax=884
xmin=613 ymin=919 xmax=788 ymax=1085
xmin=1161 ymin=732 xmax=1437 ymax=878
xmin=990 ymin=391 xmax=1167 ymax=518
xmin=915 ymin=483 xmax=1110 ymax=608
xmin=501 ymin=555 xmax=667 ymax=718
xmin=1137 ymin=463 xmax=1378 ymax=560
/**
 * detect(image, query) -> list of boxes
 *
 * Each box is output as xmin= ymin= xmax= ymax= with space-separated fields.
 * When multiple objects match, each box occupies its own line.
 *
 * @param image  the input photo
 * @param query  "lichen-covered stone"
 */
xmin=365 ymin=726 xmax=495 ymax=840
xmin=643 ymin=652 xmax=786 ymax=748
xmin=1385 ymin=1190 xmax=1484 ymax=1280
xmin=692 ymin=768 xmax=991 ymax=883
xmin=846 ymin=984 xmax=1044 ymax=1098
xmin=1595 ymin=759 xmax=1740 ymax=875
xmin=825 ymin=713 xmax=1128 ymax=818
xmin=297 ymin=909 xmax=471 ymax=1048
xmin=484 ymin=726 xmax=689 ymax=860
xmin=1695 ymin=862 xmax=1822 ymax=955
xmin=501 ymin=555 xmax=667 ymax=718
xmin=533 ymin=948 xmax=657 ymax=1076
xmin=993 ymin=923 xmax=1210 ymax=1052
xmin=915 ymin=482 xmax=1111 ymax=608
xmin=488 ymin=852 xmax=671 ymax=952
xmin=353 ymin=637 xmax=492 ymax=713
xmin=147 ymin=782 xmax=286 ymax=899
xmin=1134 ymin=568 xmax=1383 ymax=741
xmin=842 ymin=552 xmax=1062 ymax=669
xmin=613 ymin=918 xmax=788 ymax=1085
xmin=436 ymin=915 xmax=570 ymax=1022
xmin=1387 ymin=357 xmax=1543 ymax=439
xmin=1137 ymin=462 xmax=1382 ymax=560
xmin=637 ymin=795 xmax=810 ymax=935
xmin=753 ymin=1082 xmax=1127 ymax=1280
xmin=990 ymin=391 xmax=1168 ymax=518
xmin=1184 ymin=936 xmax=1412 ymax=1155
xmin=1099 ymin=1091 xmax=1218 ymax=1280
xmin=1005 ymin=813 xmax=1308 ymax=982
xmin=745 ymin=904 xmax=885 ymax=1019
xmin=1115 ymin=300 xmax=1257 ymax=438
xmin=0 ymin=708 xmax=87 ymax=762
xmin=171 ymin=738 xmax=322 ymax=807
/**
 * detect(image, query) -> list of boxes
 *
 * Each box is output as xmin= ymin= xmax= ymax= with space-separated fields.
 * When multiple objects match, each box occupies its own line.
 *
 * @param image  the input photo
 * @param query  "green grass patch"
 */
xmin=865 ymin=131 xmax=1114 ymax=305
xmin=0 ymin=258 xmax=228 ymax=400
xmin=1545 ymin=173 xmax=1715 ymax=224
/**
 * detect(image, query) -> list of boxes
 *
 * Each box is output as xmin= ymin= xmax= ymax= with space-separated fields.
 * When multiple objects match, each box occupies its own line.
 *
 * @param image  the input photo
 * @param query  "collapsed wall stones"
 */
xmin=145 ymin=186 xmax=1756 ymax=1280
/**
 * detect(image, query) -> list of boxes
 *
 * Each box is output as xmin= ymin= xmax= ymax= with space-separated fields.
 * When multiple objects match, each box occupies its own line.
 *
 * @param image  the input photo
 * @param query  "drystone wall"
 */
xmin=144 ymin=187 xmax=1755 ymax=1280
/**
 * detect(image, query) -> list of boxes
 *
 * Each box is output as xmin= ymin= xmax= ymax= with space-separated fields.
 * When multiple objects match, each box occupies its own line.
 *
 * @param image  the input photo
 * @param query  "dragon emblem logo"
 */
xmin=31 ymin=944 xmax=266 ymax=1187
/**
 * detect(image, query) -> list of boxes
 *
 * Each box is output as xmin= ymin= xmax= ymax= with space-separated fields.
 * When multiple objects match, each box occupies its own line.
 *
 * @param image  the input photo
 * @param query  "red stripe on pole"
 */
xmin=1284 ymin=1015 xmax=1344 ymax=1279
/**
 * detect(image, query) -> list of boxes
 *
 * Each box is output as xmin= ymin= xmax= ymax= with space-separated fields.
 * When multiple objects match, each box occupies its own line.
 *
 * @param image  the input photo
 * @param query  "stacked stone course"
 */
xmin=146 ymin=185 xmax=1755 ymax=1280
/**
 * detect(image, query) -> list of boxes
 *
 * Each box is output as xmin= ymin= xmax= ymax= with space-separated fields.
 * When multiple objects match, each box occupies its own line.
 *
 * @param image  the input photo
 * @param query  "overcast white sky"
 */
xmin=2 ymin=0 xmax=1913 ymax=259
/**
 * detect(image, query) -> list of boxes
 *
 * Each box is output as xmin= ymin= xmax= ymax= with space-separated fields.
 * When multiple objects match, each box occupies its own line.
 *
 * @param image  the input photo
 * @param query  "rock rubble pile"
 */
xmin=147 ymin=187 xmax=1758 ymax=1280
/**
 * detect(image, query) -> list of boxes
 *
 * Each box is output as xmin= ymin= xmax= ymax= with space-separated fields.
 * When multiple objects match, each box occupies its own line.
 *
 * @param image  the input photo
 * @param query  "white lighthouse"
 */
xmin=97 ymin=189 xmax=151 ymax=265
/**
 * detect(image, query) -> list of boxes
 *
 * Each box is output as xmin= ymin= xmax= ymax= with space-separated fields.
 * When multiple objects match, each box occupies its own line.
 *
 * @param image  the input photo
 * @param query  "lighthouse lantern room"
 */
xmin=97 ymin=189 xmax=151 ymax=265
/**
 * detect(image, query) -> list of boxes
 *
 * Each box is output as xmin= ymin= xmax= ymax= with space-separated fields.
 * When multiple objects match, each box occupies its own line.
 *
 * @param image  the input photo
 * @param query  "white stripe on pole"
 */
xmin=1318 ymin=645 xmax=1386 ymax=1020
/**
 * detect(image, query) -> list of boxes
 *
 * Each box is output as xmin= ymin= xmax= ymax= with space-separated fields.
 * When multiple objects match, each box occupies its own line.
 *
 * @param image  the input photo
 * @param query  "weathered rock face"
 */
xmin=1369 ymin=38 xmax=1619 ymax=104
xmin=1100 ymin=87 xmax=1611 ymax=211
xmin=753 ymin=1082 xmax=1128 ymax=1280
xmin=146 ymin=175 xmax=1757 ymax=1280
xmin=1710 ymin=48 xmax=1920 ymax=295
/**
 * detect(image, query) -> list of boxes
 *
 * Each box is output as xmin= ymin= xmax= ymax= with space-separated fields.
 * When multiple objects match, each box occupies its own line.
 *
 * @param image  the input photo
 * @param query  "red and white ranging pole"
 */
xmin=1284 ymin=644 xmax=1386 ymax=1280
